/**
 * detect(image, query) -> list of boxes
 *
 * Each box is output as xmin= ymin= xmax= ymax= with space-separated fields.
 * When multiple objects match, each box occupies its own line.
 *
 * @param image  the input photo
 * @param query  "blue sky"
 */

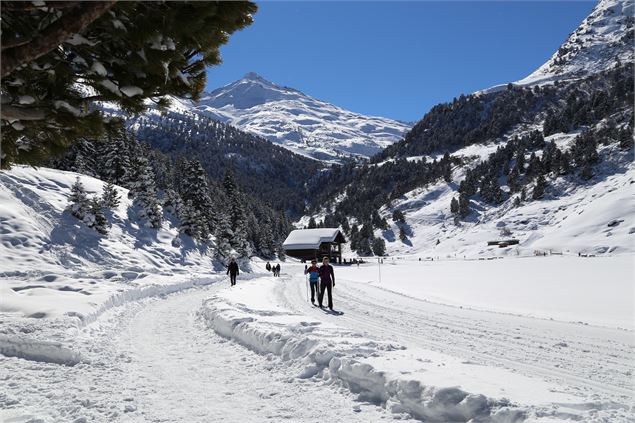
xmin=205 ymin=1 xmax=595 ymax=122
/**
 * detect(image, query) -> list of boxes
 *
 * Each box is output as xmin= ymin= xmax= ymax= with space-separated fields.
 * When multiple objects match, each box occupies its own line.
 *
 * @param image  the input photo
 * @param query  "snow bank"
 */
xmin=0 ymin=335 xmax=81 ymax=366
xmin=199 ymin=279 xmax=527 ymax=422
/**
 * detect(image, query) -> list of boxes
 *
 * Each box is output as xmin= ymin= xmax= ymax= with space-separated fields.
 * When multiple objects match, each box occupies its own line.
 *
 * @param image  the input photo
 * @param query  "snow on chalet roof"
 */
xmin=282 ymin=228 xmax=345 ymax=250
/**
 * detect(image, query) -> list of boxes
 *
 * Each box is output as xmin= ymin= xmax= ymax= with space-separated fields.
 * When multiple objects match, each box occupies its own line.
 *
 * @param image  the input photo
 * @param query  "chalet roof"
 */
xmin=282 ymin=228 xmax=346 ymax=250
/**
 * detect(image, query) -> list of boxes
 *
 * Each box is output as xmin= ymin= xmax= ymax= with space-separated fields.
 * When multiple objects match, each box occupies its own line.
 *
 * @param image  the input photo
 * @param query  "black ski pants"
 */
xmin=318 ymin=280 xmax=333 ymax=309
xmin=229 ymin=273 xmax=237 ymax=286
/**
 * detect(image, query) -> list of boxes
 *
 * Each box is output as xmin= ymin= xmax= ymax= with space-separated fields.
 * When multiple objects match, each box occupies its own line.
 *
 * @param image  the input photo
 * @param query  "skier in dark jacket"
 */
xmin=266 ymin=262 xmax=271 ymax=272
xmin=275 ymin=263 xmax=281 ymax=277
xmin=227 ymin=258 xmax=239 ymax=286
xmin=318 ymin=257 xmax=335 ymax=310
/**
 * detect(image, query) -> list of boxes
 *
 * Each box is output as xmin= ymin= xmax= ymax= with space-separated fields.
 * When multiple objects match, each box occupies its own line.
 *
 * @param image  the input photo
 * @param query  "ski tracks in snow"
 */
xmin=274 ymin=274 xmax=634 ymax=413
xmin=1 ymin=282 xmax=391 ymax=422
xmin=3 ymin=274 xmax=633 ymax=422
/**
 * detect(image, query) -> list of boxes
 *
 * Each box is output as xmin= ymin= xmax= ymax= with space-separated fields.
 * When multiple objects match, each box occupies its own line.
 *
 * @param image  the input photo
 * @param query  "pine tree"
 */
xmin=308 ymin=217 xmax=317 ymax=229
xmin=215 ymin=211 xmax=235 ymax=257
xmin=68 ymin=177 xmax=89 ymax=219
xmin=89 ymin=198 xmax=109 ymax=235
xmin=1 ymin=1 xmax=257 ymax=166
xmin=450 ymin=197 xmax=459 ymax=214
xmin=532 ymin=174 xmax=547 ymax=200
xmin=223 ymin=169 xmax=251 ymax=257
xmin=372 ymin=237 xmax=386 ymax=256
xmin=618 ymin=126 xmax=634 ymax=150
xmin=128 ymin=151 xmax=162 ymax=229
xmin=179 ymin=200 xmax=202 ymax=239
xmin=101 ymin=182 xmax=120 ymax=209
xmin=162 ymin=188 xmax=183 ymax=217
xmin=72 ymin=144 xmax=96 ymax=177
xmin=181 ymin=160 xmax=215 ymax=235
xmin=399 ymin=227 xmax=408 ymax=242
xmin=580 ymin=163 xmax=594 ymax=181
xmin=392 ymin=210 xmax=405 ymax=223
xmin=350 ymin=224 xmax=359 ymax=250
xmin=358 ymin=237 xmax=372 ymax=256
xmin=458 ymin=193 xmax=470 ymax=217
xmin=100 ymin=129 xmax=131 ymax=185
xmin=490 ymin=178 xmax=503 ymax=204
xmin=441 ymin=152 xmax=452 ymax=182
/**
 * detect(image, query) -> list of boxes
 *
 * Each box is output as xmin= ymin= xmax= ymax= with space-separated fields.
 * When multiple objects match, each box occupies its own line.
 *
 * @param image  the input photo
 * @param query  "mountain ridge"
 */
xmin=301 ymin=0 xmax=634 ymax=259
xmin=182 ymin=72 xmax=411 ymax=161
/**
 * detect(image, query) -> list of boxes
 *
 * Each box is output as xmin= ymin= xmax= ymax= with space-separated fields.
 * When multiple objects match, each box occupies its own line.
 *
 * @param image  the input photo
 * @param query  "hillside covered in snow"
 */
xmin=122 ymin=72 xmax=410 ymax=162
xmin=303 ymin=0 xmax=634 ymax=259
xmin=518 ymin=0 xmax=634 ymax=85
xmin=193 ymin=72 xmax=411 ymax=161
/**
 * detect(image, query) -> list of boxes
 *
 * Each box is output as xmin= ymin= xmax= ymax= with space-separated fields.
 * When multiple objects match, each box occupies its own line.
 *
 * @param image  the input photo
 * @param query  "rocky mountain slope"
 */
xmin=518 ymin=0 xmax=634 ymax=85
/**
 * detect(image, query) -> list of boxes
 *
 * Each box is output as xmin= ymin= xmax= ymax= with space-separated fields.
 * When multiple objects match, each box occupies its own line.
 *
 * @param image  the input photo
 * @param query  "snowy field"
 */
xmin=199 ymin=259 xmax=634 ymax=422
xmin=337 ymin=256 xmax=633 ymax=329
xmin=1 ymin=166 xmax=634 ymax=422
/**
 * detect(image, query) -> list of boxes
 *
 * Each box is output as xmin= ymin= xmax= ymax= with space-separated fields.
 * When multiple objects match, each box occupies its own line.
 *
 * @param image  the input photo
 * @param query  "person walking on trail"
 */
xmin=275 ymin=263 xmax=281 ymax=277
xmin=305 ymin=259 xmax=320 ymax=305
xmin=318 ymin=257 xmax=335 ymax=310
xmin=266 ymin=261 xmax=271 ymax=272
xmin=227 ymin=258 xmax=239 ymax=286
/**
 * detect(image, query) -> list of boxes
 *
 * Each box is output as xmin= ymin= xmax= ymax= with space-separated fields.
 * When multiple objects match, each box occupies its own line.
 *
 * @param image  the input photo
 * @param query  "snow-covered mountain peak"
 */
xmin=518 ymin=0 xmax=634 ymax=85
xmin=201 ymin=72 xmax=303 ymax=110
xmin=192 ymin=74 xmax=411 ymax=161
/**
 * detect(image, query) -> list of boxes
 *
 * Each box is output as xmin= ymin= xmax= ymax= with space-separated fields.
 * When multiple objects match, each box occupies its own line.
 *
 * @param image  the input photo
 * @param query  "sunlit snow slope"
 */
xmin=193 ymin=73 xmax=411 ymax=161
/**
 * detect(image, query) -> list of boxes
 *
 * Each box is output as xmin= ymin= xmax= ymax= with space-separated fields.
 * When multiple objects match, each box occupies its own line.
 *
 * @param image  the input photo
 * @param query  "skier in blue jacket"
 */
xmin=304 ymin=259 xmax=320 ymax=305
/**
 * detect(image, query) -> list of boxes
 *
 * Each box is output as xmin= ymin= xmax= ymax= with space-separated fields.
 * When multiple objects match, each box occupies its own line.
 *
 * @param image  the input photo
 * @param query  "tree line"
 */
xmin=53 ymin=123 xmax=292 ymax=259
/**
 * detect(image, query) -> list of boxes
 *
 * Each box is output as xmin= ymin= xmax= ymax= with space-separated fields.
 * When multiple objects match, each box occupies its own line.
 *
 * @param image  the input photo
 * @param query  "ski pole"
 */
xmin=305 ymin=273 xmax=309 ymax=302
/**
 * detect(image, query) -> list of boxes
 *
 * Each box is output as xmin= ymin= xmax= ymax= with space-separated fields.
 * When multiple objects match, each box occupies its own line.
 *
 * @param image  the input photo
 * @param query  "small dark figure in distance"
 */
xmin=275 ymin=263 xmax=281 ymax=277
xmin=318 ymin=257 xmax=335 ymax=310
xmin=305 ymin=259 xmax=320 ymax=304
xmin=227 ymin=258 xmax=239 ymax=286
xmin=266 ymin=261 xmax=271 ymax=272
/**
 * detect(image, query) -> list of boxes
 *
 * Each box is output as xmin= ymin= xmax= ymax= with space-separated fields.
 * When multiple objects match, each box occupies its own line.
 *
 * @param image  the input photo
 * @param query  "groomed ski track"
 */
xmin=275 ymin=270 xmax=633 ymax=402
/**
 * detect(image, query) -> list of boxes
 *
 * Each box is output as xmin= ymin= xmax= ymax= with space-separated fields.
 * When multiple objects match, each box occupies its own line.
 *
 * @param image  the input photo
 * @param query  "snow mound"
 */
xmin=200 ymin=278 xmax=540 ymax=422
xmin=0 ymin=335 xmax=81 ymax=366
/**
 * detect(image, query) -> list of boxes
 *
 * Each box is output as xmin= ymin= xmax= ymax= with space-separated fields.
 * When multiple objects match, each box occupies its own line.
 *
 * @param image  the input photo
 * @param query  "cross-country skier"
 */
xmin=318 ymin=256 xmax=335 ymax=310
xmin=227 ymin=258 xmax=239 ymax=286
xmin=304 ymin=259 xmax=320 ymax=305
xmin=266 ymin=261 xmax=271 ymax=272
xmin=275 ymin=263 xmax=281 ymax=277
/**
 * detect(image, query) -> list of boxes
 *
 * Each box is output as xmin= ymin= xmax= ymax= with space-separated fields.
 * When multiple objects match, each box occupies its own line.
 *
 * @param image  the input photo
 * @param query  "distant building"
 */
xmin=282 ymin=228 xmax=346 ymax=263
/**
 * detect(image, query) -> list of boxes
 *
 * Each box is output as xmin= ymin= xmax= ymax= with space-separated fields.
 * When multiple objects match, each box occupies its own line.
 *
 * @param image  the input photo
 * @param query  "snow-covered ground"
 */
xmin=0 ymin=166 xmax=218 ymax=323
xmin=200 ymin=259 xmax=634 ymax=422
xmin=1 ymin=166 xmax=633 ymax=422
xmin=339 ymin=256 xmax=634 ymax=329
